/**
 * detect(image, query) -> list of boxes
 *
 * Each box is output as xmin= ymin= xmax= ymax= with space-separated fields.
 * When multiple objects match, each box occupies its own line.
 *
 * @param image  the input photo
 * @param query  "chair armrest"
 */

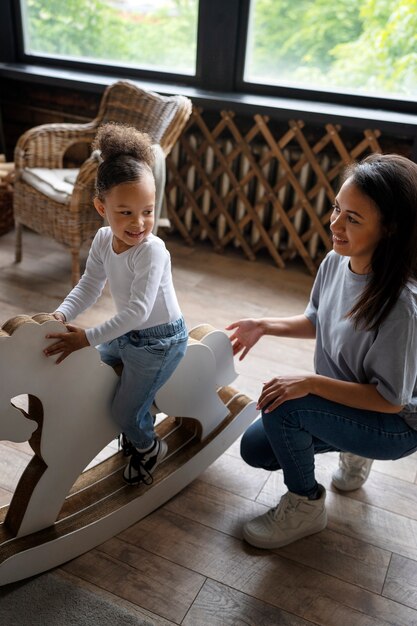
xmin=14 ymin=122 xmax=98 ymax=173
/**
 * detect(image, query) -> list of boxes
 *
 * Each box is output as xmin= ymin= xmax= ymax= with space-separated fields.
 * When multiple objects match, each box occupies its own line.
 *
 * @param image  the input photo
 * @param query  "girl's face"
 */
xmin=94 ymin=171 xmax=155 ymax=254
xmin=330 ymin=178 xmax=385 ymax=274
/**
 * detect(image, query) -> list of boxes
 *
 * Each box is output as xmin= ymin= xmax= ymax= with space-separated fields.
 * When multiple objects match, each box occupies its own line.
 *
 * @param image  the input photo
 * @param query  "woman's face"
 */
xmin=330 ymin=178 xmax=385 ymax=274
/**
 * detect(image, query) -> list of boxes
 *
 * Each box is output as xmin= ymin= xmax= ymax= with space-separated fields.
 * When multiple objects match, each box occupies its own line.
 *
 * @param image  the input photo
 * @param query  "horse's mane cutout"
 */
xmin=1 ymin=313 xmax=56 ymax=336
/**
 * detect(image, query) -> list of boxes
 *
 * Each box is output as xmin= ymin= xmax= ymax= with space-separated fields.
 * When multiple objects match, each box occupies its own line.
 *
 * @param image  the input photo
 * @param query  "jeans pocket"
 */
xmin=143 ymin=337 xmax=168 ymax=355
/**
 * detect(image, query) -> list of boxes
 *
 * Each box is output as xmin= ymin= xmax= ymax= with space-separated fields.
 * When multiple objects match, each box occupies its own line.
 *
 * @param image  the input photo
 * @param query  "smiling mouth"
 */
xmin=332 ymin=234 xmax=348 ymax=244
xmin=126 ymin=230 xmax=144 ymax=238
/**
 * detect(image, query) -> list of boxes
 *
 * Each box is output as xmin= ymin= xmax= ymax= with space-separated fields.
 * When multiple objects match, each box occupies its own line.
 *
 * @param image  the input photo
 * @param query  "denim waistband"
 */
xmin=127 ymin=316 xmax=186 ymax=340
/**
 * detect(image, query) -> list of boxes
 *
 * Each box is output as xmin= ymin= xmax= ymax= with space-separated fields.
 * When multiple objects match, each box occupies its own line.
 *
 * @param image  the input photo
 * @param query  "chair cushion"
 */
xmin=22 ymin=168 xmax=79 ymax=204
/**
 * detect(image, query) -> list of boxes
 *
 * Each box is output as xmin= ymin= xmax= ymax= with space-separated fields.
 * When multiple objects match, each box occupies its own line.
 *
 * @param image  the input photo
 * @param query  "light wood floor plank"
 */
xmin=63 ymin=537 xmax=206 ymax=623
xmin=182 ymin=578 xmax=316 ymax=626
xmin=199 ymin=451 xmax=271 ymax=501
xmin=165 ymin=479 xmax=267 ymax=538
xmin=383 ymin=553 xmax=417 ymax=611
xmin=326 ymin=490 xmax=417 ymax=562
xmin=57 ymin=569 xmax=178 ymax=626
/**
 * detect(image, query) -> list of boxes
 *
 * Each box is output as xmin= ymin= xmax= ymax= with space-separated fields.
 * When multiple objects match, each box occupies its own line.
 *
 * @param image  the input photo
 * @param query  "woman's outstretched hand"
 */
xmin=258 ymin=375 xmax=312 ymax=413
xmin=226 ymin=318 xmax=263 ymax=360
xmin=44 ymin=324 xmax=90 ymax=364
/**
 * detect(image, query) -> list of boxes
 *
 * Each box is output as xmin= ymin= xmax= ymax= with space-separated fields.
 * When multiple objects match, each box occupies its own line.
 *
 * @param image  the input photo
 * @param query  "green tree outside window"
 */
xmin=246 ymin=0 xmax=417 ymax=98
xmin=22 ymin=0 xmax=198 ymax=75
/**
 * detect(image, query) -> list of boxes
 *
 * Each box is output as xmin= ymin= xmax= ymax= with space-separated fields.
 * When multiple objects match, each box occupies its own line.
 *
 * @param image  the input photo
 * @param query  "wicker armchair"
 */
xmin=13 ymin=81 xmax=192 ymax=284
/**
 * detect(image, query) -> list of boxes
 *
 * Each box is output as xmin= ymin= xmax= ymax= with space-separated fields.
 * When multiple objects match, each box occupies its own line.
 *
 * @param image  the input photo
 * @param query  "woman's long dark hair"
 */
xmin=345 ymin=153 xmax=417 ymax=330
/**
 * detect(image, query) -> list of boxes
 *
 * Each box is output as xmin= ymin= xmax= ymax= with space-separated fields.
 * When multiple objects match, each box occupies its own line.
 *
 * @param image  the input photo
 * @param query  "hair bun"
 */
xmin=92 ymin=122 xmax=154 ymax=166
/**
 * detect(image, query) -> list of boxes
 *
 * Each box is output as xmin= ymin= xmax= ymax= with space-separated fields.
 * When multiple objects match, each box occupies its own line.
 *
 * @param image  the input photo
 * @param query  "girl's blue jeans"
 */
xmin=97 ymin=317 xmax=188 ymax=449
xmin=241 ymin=394 xmax=417 ymax=498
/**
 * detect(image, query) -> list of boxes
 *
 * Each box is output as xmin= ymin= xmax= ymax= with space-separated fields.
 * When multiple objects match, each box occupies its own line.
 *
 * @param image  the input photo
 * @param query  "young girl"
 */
xmin=44 ymin=123 xmax=188 ymax=485
xmin=227 ymin=153 xmax=417 ymax=549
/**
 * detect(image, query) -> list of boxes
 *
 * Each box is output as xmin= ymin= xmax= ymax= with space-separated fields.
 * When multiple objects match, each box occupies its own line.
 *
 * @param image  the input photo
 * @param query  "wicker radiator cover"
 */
xmin=165 ymin=109 xmax=381 ymax=275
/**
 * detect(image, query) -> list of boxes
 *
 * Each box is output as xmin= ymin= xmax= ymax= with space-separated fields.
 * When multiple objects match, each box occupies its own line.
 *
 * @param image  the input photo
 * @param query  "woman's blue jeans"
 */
xmin=97 ymin=317 xmax=188 ymax=449
xmin=241 ymin=394 xmax=417 ymax=498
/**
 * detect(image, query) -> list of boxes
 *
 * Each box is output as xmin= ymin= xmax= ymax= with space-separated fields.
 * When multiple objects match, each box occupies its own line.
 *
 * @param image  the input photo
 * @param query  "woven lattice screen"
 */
xmin=165 ymin=108 xmax=381 ymax=274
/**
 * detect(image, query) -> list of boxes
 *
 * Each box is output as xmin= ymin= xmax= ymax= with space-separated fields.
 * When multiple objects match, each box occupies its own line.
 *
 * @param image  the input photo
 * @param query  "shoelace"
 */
xmin=126 ymin=455 xmax=154 ymax=485
xmin=270 ymin=494 xmax=296 ymax=522
xmin=126 ymin=440 xmax=160 ymax=486
xmin=118 ymin=433 xmax=135 ymax=457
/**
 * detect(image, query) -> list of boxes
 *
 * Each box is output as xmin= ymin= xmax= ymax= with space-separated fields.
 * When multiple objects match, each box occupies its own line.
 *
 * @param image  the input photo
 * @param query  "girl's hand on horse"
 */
xmin=44 ymin=325 xmax=90 ymax=364
xmin=51 ymin=311 xmax=66 ymax=323
xmin=257 ymin=375 xmax=312 ymax=413
xmin=226 ymin=318 xmax=263 ymax=360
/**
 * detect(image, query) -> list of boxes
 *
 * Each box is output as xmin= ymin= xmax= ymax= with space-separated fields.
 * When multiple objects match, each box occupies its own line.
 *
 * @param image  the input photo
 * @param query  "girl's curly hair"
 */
xmin=92 ymin=123 xmax=155 ymax=199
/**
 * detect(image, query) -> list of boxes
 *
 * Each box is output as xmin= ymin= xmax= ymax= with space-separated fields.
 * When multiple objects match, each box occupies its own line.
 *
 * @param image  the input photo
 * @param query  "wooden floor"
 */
xmin=1 ymin=228 xmax=417 ymax=625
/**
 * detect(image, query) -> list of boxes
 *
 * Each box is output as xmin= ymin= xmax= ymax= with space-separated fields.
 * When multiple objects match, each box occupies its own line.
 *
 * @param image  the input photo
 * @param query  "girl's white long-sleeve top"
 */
xmin=56 ymin=227 xmax=182 ymax=346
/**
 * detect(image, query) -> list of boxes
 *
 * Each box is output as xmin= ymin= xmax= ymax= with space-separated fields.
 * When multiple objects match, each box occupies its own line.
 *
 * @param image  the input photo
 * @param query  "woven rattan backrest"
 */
xmin=95 ymin=81 xmax=192 ymax=155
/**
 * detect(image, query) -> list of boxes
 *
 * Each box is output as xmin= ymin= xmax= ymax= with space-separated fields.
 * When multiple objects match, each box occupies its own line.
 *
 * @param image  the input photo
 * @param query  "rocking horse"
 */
xmin=0 ymin=314 xmax=258 ymax=585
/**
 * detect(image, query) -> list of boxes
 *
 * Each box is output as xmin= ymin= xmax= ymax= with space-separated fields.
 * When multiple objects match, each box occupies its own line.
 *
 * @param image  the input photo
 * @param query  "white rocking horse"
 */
xmin=0 ymin=314 xmax=257 ymax=585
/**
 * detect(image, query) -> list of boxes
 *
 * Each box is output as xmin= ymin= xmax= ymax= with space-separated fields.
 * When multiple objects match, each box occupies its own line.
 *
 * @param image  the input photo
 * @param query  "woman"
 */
xmin=227 ymin=153 xmax=417 ymax=549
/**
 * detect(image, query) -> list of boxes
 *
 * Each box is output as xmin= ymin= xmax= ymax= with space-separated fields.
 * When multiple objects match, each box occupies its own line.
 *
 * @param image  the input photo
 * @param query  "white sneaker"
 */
xmin=331 ymin=453 xmax=374 ymax=491
xmin=123 ymin=437 xmax=168 ymax=486
xmin=242 ymin=485 xmax=327 ymax=549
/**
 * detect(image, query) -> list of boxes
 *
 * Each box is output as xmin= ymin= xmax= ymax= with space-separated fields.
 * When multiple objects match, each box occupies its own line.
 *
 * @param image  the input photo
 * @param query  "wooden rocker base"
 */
xmin=0 ymin=386 xmax=256 ymax=585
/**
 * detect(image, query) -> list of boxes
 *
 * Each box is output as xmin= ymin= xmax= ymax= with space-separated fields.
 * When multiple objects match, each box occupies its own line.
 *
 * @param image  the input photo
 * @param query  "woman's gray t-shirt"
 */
xmin=304 ymin=251 xmax=417 ymax=428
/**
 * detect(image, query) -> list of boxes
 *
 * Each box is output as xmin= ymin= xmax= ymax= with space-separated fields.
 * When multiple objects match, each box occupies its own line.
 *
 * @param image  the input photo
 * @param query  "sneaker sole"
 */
xmin=331 ymin=466 xmax=373 ymax=491
xmin=157 ymin=439 xmax=168 ymax=464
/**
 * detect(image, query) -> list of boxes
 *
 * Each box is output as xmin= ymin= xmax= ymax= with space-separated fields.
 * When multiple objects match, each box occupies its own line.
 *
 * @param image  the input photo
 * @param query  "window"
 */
xmin=244 ymin=0 xmax=417 ymax=101
xmin=3 ymin=0 xmax=417 ymax=113
xmin=19 ymin=0 xmax=199 ymax=76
